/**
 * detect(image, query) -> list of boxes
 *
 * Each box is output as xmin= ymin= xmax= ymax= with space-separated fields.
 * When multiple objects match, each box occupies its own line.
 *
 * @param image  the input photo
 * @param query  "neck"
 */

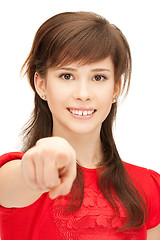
xmin=70 ymin=134 xmax=104 ymax=169
xmin=53 ymin=129 xmax=104 ymax=169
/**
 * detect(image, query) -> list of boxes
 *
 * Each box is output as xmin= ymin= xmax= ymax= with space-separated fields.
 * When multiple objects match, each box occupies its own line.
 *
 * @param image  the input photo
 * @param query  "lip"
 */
xmin=68 ymin=107 xmax=95 ymax=111
xmin=67 ymin=107 xmax=96 ymax=119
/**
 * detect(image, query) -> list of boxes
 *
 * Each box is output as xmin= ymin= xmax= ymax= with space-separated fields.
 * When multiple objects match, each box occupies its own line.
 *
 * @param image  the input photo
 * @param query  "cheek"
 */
xmin=101 ymin=96 xmax=113 ymax=114
xmin=100 ymin=86 xmax=114 ymax=105
xmin=99 ymin=88 xmax=114 ymax=116
xmin=46 ymin=85 xmax=69 ymax=111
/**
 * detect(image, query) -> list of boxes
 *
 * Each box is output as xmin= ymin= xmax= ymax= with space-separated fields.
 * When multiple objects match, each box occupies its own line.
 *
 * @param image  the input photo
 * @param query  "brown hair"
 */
xmin=21 ymin=11 xmax=147 ymax=230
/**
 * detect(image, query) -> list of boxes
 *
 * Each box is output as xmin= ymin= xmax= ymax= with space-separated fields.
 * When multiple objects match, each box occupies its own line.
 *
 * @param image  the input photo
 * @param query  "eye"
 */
xmin=93 ymin=75 xmax=107 ymax=81
xmin=60 ymin=73 xmax=74 ymax=80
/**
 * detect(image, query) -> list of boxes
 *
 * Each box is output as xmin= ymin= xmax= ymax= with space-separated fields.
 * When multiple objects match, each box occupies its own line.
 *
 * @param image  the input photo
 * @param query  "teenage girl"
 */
xmin=0 ymin=11 xmax=160 ymax=240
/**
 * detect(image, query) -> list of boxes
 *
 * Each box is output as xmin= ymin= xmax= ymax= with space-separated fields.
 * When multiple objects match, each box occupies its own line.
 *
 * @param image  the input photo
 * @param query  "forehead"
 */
xmin=53 ymin=56 xmax=114 ymax=72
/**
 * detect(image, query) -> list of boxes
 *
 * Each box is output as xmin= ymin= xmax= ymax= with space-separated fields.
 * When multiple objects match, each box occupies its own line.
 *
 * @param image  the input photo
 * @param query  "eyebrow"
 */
xmin=91 ymin=68 xmax=111 ymax=72
xmin=56 ymin=67 xmax=111 ymax=72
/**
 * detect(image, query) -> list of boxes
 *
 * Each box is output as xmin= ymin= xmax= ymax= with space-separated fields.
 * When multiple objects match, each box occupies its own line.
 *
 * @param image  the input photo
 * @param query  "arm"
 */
xmin=0 ymin=160 xmax=43 ymax=208
xmin=147 ymin=224 xmax=160 ymax=240
xmin=0 ymin=137 xmax=76 ymax=208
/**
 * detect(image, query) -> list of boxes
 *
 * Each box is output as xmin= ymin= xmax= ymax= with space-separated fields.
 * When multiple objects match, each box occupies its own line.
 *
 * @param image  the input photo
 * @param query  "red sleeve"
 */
xmin=0 ymin=152 xmax=24 ymax=168
xmin=145 ymin=170 xmax=160 ymax=229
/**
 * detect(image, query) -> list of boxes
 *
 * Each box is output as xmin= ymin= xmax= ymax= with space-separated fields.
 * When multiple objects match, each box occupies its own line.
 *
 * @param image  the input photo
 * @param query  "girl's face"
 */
xmin=35 ymin=57 xmax=121 ymax=136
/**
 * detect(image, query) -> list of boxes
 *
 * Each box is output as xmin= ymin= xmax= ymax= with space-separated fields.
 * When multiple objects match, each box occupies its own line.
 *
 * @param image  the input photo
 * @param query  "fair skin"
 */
xmin=0 ymin=57 xmax=159 ymax=238
xmin=36 ymin=57 xmax=120 ymax=168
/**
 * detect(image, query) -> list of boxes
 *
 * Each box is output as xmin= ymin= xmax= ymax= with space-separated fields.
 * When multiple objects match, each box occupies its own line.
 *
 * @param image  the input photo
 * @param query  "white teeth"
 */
xmin=86 ymin=110 xmax=94 ymax=115
xmin=83 ymin=111 xmax=88 ymax=116
xmin=69 ymin=109 xmax=94 ymax=116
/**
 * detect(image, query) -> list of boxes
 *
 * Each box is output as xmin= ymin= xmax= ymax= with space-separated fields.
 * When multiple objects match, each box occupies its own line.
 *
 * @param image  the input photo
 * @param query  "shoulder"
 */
xmin=124 ymin=161 xmax=160 ymax=230
xmin=123 ymin=161 xmax=160 ymax=200
xmin=123 ymin=161 xmax=160 ymax=185
xmin=124 ymin=161 xmax=150 ymax=175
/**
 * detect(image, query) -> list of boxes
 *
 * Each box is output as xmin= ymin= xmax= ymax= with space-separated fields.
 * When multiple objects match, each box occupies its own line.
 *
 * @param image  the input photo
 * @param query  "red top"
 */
xmin=0 ymin=152 xmax=160 ymax=240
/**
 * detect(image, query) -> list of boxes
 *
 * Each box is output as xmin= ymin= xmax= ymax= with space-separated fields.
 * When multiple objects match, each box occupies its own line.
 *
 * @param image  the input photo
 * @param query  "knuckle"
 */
xmin=45 ymin=182 xmax=56 ymax=189
xmin=45 ymin=178 xmax=60 ymax=190
xmin=57 ymin=151 xmax=68 ymax=160
xmin=23 ymin=151 xmax=33 ymax=163
xmin=23 ymin=146 xmax=41 ymax=162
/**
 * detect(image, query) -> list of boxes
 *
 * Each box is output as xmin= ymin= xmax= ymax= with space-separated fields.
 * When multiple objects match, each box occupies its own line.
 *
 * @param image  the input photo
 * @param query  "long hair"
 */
xmin=21 ymin=11 xmax=147 ymax=230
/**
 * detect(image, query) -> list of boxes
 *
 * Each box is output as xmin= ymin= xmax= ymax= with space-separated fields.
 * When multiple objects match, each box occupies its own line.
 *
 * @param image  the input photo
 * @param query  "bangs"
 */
xmin=45 ymin=14 xmax=115 ymax=68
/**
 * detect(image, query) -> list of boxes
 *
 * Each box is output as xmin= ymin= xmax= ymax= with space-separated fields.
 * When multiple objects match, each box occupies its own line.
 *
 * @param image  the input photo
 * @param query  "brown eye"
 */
xmin=60 ymin=74 xmax=73 ymax=80
xmin=93 ymin=75 xmax=106 ymax=81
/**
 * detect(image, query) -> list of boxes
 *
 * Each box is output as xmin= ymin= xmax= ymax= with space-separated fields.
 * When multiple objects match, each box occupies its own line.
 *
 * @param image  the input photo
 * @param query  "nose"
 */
xmin=74 ymin=80 xmax=91 ymax=101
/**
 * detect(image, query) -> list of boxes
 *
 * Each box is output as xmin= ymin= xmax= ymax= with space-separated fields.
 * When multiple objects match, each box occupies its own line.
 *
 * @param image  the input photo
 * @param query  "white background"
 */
xmin=0 ymin=0 xmax=159 ymax=172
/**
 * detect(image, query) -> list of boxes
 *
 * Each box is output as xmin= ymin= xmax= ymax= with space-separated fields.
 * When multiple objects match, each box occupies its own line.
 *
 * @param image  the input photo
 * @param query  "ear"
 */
xmin=34 ymin=72 xmax=47 ymax=100
xmin=112 ymin=78 xmax=122 ymax=103
xmin=114 ymin=77 xmax=122 ymax=96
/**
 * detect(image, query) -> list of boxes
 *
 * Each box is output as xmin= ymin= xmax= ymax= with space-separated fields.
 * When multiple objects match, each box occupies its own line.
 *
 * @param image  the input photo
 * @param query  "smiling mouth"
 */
xmin=67 ymin=108 xmax=96 ymax=116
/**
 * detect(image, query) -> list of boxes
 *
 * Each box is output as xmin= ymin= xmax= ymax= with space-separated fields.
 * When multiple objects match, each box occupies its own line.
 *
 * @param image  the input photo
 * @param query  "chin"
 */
xmin=67 ymin=124 xmax=101 ymax=136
